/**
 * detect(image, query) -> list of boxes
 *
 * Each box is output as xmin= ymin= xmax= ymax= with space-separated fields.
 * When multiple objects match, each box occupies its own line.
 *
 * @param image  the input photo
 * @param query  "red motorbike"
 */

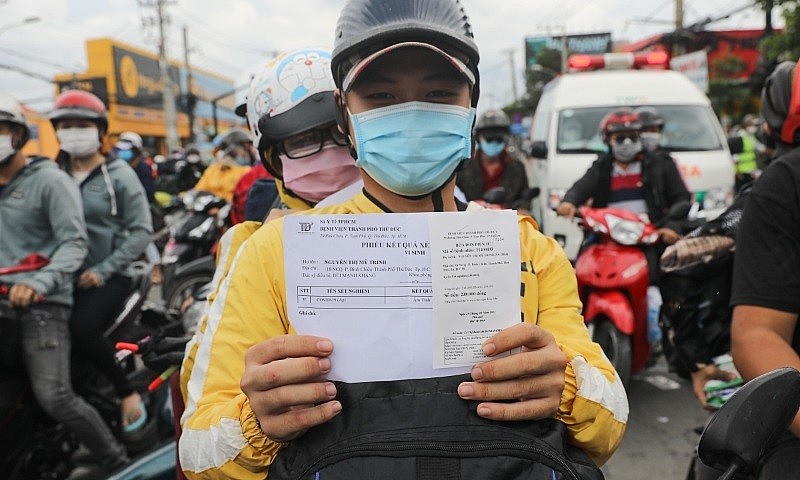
xmin=573 ymin=206 xmax=661 ymax=386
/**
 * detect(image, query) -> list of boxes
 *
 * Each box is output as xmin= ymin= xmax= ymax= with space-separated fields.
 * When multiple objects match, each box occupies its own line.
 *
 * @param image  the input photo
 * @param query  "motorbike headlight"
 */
xmin=605 ymin=214 xmax=644 ymax=245
xmin=702 ymin=186 xmax=733 ymax=211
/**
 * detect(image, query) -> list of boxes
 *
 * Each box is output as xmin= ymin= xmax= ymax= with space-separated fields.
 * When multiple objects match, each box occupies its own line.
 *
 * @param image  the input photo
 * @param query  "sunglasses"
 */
xmin=480 ymin=135 xmax=506 ymax=143
xmin=280 ymin=125 xmax=348 ymax=159
xmin=612 ymin=133 xmax=639 ymax=144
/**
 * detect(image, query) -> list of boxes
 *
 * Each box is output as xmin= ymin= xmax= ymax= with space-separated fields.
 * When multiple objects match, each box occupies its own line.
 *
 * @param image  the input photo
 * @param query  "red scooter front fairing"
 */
xmin=573 ymin=206 xmax=658 ymax=385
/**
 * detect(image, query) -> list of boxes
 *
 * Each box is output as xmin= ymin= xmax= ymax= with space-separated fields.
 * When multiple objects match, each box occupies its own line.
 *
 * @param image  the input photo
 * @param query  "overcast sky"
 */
xmin=0 ymin=0 xmax=777 ymax=113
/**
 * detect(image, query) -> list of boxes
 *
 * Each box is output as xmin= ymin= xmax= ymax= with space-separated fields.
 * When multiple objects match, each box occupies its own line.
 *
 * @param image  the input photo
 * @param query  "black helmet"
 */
xmin=761 ymin=59 xmax=800 ymax=145
xmin=331 ymin=0 xmax=480 ymax=105
xmin=475 ymin=110 xmax=510 ymax=134
xmin=633 ymin=106 xmax=664 ymax=129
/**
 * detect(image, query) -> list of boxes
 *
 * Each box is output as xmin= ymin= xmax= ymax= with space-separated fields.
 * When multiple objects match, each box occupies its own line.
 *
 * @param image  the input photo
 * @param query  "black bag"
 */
xmin=659 ymin=255 xmax=733 ymax=379
xmin=269 ymin=374 xmax=603 ymax=480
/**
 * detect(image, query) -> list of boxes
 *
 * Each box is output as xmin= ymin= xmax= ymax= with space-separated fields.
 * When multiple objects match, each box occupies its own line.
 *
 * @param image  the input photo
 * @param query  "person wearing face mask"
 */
xmin=633 ymin=106 xmax=666 ymax=154
xmin=0 ymin=93 xmax=132 ymax=479
xmin=557 ymin=108 xmax=690 ymax=352
xmin=177 ymin=48 xmax=363 ymax=472
xmin=114 ymin=131 xmax=156 ymax=204
xmin=456 ymin=109 xmax=531 ymax=213
xmin=191 ymin=128 xmax=251 ymax=203
xmin=49 ymin=90 xmax=153 ymax=478
xmin=179 ymin=4 xmax=626 ymax=478
xmin=733 ymin=113 xmax=767 ymax=192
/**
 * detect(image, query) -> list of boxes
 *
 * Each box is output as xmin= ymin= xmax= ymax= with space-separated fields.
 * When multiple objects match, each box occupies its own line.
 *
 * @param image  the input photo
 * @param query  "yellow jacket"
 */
xmin=179 ymin=193 xmax=628 ymax=479
xmin=192 ymin=163 xmax=250 ymax=203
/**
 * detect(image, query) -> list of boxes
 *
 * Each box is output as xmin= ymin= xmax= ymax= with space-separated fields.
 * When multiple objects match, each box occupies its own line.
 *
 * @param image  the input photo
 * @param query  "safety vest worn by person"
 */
xmin=736 ymin=131 xmax=758 ymax=175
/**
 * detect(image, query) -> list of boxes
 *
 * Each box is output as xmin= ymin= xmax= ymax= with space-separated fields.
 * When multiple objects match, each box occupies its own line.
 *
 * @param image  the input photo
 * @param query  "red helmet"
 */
xmin=599 ymin=108 xmax=641 ymax=142
xmin=49 ymin=90 xmax=108 ymax=133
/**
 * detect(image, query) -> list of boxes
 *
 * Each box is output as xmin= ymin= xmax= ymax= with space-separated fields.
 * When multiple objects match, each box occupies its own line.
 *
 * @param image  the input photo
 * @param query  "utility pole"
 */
xmin=505 ymin=49 xmax=519 ymax=103
xmin=183 ymin=25 xmax=195 ymax=143
xmin=139 ymin=0 xmax=180 ymax=152
xmin=673 ymin=0 xmax=685 ymax=56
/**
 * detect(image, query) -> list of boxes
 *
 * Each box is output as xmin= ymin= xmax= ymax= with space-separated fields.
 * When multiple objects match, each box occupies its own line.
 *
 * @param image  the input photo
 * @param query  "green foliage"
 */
xmin=758 ymin=1 xmax=800 ymax=62
xmin=504 ymin=48 xmax=562 ymax=116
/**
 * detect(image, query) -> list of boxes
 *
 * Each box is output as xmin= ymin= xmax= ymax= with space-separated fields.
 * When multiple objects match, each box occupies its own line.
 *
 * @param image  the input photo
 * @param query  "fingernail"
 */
xmin=477 ymin=405 xmax=492 ymax=417
xmin=482 ymin=342 xmax=496 ymax=356
xmin=471 ymin=366 xmax=483 ymax=381
xmin=331 ymin=401 xmax=342 ymax=414
xmin=325 ymin=382 xmax=336 ymax=397
xmin=317 ymin=340 xmax=333 ymax=353
xmin=319 ymin=358 xmax=331 ymax=372
xmin=458 ymin=383 xmax=474 ymax=398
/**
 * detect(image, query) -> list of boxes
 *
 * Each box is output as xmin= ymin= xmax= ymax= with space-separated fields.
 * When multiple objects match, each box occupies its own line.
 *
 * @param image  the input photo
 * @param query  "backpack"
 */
xmin=269 ymin=374 xmax=604 ymax=480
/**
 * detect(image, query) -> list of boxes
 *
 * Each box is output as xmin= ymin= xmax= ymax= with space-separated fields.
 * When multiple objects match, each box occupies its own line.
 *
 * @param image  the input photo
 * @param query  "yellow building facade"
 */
xmin=23 ymin=38 xmax=241 ymax=158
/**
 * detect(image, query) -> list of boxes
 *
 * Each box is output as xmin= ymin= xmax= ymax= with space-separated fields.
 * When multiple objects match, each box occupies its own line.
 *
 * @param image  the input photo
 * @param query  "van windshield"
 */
xmin=557 ymin=105 xmax=723 ymax=154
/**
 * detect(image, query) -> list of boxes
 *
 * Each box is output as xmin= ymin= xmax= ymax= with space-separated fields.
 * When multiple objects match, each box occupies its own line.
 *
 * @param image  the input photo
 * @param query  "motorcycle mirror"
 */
xmin=529 ymin=140 xmax=548 ymax=159
xmin=727 ymin=135 xmax=744 ymax=155
xmin=698 ymin=367 xmax=800 ymax=473
xmin=525 ymin=187 xmax=541 ymax=200
xmin=482 ymin=186 xmax=507 ymax=205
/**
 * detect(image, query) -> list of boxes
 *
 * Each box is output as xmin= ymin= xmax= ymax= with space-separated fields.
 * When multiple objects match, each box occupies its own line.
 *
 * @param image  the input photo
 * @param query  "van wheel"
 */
xmin=592 ymin=317 xmax=632 ymax=386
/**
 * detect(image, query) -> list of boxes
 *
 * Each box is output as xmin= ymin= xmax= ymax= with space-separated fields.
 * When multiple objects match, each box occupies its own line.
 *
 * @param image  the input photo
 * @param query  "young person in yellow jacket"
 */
xmin=179 ymin=2 xmax=628 ymax=478
xmin=178 ymin=46 xmax=361 ymax=447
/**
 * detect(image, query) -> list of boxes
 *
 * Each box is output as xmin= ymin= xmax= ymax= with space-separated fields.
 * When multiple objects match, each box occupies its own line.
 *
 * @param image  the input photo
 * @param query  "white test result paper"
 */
xmin=283 ymin=211 xmax=520 ymax=382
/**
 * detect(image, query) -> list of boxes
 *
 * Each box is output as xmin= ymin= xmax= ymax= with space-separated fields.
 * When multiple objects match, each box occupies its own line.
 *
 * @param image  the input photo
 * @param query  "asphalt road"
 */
xmin=601 ymin=358 xmax=710 ymax=480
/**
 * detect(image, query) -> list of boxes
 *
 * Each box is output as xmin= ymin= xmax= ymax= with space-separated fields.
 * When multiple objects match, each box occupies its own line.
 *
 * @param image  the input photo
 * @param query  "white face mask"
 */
xmin=0 ymin=134 xmax=15 ymax=164
xmin=57 ymin=127 xmax=101 ymax=158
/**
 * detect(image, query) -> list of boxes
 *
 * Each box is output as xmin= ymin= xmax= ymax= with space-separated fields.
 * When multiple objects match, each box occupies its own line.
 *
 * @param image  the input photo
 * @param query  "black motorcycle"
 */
xmin=0 ymin=264 xmax=180 ymax=480
xmin=160 ymin=190 xmax=228 ymax=307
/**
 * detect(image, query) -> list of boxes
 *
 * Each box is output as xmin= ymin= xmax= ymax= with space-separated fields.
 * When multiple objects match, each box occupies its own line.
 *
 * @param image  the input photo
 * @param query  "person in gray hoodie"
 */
xmin=0 ymin=92 xmax=130 ymax=476
xmin=50 ymin=90 xmax=152 ymax=477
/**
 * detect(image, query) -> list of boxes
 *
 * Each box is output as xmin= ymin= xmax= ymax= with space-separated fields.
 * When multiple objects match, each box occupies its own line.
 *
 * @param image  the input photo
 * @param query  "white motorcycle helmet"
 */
xmin=245 ymin=47 xmax=338 ymax=178
xmin=0 ymin=93 xmax=31 ymax=164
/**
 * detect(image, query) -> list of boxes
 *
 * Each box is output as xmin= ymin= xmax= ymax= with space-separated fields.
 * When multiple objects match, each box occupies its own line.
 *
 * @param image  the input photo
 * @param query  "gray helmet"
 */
xmin=331 ymin=0 xmax=480 ymax=106
xmin=218 ymin=128 xmax=252 ymax=149
xmin=475 ymin=109 xmax=510 ymax=134
xmin=761 ymin=60 xmax=800 ymax=145
xmin=633 ymin=106 xmax=664 ymax=129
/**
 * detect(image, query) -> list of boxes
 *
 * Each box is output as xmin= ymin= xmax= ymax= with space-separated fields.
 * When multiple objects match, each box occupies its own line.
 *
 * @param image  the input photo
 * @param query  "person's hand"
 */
xmin=556 ymin=202 xmax=577 ymax=218
xmin=690 ymin=364 xmax=738 ymax=411
xmin=657 ymin=227 xmax=681 ymax=245
xmin=8 ymin=284 xmax=41 ymax=308
xmin=241 ymin=335 xmax=341 ymax=443
xmin=457 ymin=322 xmax=567 ymax=421
xmin=77 ymin=270 xmax=102 ymax=289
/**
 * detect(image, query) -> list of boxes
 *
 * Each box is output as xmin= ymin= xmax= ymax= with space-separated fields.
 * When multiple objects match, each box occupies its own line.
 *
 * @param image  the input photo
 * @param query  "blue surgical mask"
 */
xmin=118 ymin=149 xmax=134 ymax=162
xmin=234 ymin=155 xmax=250 ymax=166
xmin=349 ymin=101 xmax=476 ymax=197
xmin=479 ymin=139 xmax=505 ymax=158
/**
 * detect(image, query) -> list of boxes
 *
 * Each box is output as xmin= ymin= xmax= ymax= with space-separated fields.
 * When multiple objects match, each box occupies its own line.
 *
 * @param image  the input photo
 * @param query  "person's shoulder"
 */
xmin=27 ymin=157 xmax=70 ymax=181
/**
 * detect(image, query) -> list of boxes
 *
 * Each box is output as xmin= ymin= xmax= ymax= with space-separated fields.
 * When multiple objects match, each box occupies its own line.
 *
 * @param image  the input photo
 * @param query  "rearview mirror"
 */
xmin=699 ymin=367 xmax=800 ymax=472
xmin=727 ymin=135 xmax=744 ymax=155
xmin=529 ymin=141 xmax=548 ymax=159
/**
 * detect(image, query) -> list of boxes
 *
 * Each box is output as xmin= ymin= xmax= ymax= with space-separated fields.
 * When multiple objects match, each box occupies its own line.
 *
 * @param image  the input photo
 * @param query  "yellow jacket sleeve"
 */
xmin=518 ymin=216 xmax=628 ymax=466
xmin=179 ymin=220 xmax=288 ymax=479
xmin=180 ymin=221 xmax=262 ymax=409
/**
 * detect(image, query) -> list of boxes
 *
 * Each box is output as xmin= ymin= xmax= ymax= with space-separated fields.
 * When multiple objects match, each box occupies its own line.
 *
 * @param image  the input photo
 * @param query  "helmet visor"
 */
xmin=342 ymin=41 xmax=475 ymax=92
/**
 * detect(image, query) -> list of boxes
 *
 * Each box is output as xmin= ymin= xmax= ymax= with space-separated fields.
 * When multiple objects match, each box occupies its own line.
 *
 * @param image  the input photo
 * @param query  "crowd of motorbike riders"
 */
xmin=2 ymin=1 xmax=800 ymax=478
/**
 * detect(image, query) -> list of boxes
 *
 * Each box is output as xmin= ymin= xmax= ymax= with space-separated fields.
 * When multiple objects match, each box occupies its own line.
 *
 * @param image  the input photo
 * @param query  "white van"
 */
xmin=528 ymin=68 xmax=735 ymax=260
